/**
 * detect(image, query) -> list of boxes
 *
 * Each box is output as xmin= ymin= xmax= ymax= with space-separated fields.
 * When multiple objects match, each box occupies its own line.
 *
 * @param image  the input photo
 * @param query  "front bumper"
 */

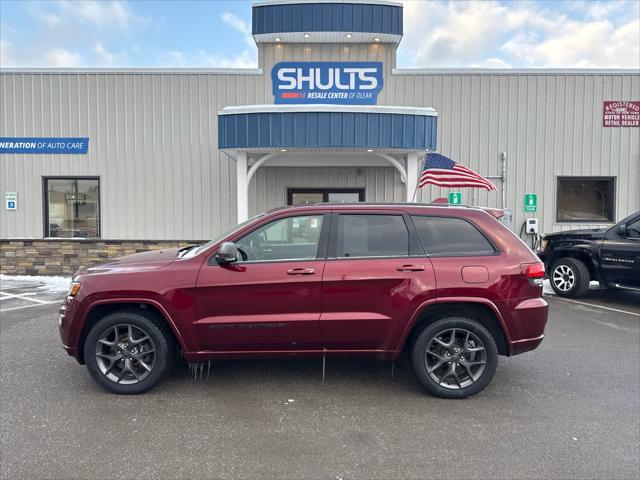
xmin=58 ymin=297 xmax=82 ymax=362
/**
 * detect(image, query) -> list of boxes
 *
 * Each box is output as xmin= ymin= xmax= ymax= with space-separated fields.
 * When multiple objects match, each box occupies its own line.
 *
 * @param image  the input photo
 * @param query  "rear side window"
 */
xmin=336 ymin=214 xmax=409 ymax=258
xmin=412 ymin=216 xmax=496 ymax=256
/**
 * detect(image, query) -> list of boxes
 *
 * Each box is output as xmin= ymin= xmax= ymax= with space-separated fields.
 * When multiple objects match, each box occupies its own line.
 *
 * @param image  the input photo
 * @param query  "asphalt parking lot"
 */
xmin=1 ymin=280 xmax=639 ymax=479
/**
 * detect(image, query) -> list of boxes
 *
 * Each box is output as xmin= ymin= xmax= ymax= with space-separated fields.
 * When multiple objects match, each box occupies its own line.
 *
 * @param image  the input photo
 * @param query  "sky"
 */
xmin=0 ymin=0 xmax=638 ymax=69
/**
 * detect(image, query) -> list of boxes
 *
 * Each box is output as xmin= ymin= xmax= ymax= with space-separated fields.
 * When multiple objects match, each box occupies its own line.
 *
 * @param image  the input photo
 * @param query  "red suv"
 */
xmin=59 ymin=204 xmax=548 ymax=398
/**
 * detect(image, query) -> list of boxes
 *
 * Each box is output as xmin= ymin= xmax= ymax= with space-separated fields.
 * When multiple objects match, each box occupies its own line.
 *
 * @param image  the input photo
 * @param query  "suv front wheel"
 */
xmin=411 ymin=317 xmax=498 ymax=399
xmin=84 ymin=310 xmax=174 ymax=394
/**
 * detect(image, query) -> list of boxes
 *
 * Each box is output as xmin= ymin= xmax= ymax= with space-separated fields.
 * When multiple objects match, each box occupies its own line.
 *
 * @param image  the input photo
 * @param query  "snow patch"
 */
xmin=0 ymin=274 xmax=71 ymax=293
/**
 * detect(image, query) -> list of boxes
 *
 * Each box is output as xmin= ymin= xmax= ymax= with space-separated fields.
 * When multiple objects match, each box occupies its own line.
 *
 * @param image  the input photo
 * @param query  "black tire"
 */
xmin=550 ymin=257 xmax=590 ymax=298
xmin=411 ymin=317 xmax=498 ymax=399
xmin=84 ymin=310 xmax=174 ymax=394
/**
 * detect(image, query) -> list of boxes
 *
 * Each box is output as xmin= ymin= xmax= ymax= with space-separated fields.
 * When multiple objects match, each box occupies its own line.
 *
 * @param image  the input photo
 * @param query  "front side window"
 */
xmin=235 ymin=215 xmax=324 ymax=262
xmin=412 ymin=216 xmax=496 ymax=257
xmin=336 ymin=214 xmax=409 ymax=258
xmin=44 ymin=178 xmax=100 ymax=238
xmin=557 ymin=177 xmax=615 ymax=223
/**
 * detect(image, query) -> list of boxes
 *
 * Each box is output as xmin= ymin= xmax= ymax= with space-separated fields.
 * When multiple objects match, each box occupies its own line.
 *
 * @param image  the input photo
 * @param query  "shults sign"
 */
xmin=272 ymin=62 xmax=383 ymax=105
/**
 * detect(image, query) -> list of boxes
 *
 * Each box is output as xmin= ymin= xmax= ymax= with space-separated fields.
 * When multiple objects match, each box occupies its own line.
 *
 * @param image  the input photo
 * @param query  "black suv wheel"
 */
xmin=411 ymin=317 xmax=498 ymax=399
xmin=84 ymin=310 xmax=174 ymax=394
xmin=550 ymin=257 xmax=590 ymax=297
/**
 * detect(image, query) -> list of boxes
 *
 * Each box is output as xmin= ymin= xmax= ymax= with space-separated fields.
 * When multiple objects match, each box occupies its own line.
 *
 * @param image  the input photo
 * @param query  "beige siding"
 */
xmin=1 ymin=49 xmax=638 ymax=239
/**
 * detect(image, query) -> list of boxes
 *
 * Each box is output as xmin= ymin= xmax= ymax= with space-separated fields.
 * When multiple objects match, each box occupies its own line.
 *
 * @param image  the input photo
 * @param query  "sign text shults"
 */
xmin=272 ymin=62 xmax=383 ymax=105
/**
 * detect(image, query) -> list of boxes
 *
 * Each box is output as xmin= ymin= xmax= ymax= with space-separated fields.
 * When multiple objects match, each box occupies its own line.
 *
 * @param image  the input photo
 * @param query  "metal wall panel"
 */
xmin=1 ymin=45 xmax=638 ymax=240
xmin=252 ymin=3 xmax=402 ymax=35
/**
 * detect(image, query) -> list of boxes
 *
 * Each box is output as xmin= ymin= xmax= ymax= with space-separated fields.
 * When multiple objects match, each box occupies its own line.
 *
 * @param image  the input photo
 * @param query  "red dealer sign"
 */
xmin=603 ymin=101 xmax=640 ymax=127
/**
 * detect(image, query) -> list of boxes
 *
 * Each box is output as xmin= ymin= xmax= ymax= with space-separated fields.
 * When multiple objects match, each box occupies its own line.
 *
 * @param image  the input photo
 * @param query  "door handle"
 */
xmin=396 ymin=264 xmax=425 ymax=272
xmin=287 ymin=268 xmax=316 ymax=275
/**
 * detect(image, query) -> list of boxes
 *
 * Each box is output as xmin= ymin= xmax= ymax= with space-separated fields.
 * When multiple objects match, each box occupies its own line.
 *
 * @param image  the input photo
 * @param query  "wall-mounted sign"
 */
xmin=0 ymin=137 xmax=89 ymax=154
xmin=272 ymin=62 xmax=383 ymax=105
xmin=5 ymin=192 xmax=17 ymax=210
xmin=603 ymin=101 xmax=640 ymax=127
xmin=524 ymin=193 xmax=537 ymax=213
xmin=448 ymin=192 xmax=462 ymax=205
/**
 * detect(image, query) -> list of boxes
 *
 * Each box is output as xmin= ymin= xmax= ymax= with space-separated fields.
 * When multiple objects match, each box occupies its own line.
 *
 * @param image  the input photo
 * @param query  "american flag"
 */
xmin=418 ymin=153 xmax=497 ymax=191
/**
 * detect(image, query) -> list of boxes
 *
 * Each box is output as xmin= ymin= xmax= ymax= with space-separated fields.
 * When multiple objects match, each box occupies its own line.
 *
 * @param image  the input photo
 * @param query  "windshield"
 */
xmin=180 ymin=213 xmax=266 ymax=259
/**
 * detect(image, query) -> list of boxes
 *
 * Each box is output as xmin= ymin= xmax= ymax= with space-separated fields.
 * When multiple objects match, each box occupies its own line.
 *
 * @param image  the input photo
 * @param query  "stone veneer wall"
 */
xmin=0 ymin=239 xmax=205 ymax=276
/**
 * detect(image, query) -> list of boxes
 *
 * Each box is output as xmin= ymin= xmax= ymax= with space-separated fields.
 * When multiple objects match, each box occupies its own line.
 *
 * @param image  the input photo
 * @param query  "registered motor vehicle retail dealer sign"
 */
xmin=0 ymin=137 xmax=89 ymax=154
xmin=602 ymin=101 xmax=640 ymax=127
xmin=272 ymin=62 xmax=383 ymax=105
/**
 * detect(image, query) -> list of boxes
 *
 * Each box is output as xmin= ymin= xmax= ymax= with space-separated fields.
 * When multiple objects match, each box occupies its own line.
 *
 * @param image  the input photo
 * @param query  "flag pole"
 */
xmin=411 ymin=149 xmax=427 ymax=202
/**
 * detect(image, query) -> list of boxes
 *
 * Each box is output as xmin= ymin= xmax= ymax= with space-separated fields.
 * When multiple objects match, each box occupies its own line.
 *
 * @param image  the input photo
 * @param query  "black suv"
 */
xmin=537 ymin=211 xmax=640 ymax=297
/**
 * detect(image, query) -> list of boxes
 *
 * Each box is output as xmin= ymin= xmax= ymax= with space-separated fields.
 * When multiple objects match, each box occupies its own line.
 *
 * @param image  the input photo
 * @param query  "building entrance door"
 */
xmin=288 ymin=188 xmax=365 ymax=206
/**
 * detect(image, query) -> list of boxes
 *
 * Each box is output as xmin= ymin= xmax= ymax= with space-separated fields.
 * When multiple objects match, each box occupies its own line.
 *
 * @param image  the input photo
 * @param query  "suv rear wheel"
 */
xmin=411 ymin=317 xmax=498 ymax=399
xmin=550 ymin=257 xmax=590 ymax=297
xmin=84 ymin=310 xmax=173 ymax=394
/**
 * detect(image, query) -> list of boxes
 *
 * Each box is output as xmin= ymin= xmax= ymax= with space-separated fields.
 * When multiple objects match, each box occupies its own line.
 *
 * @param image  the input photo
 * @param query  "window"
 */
xmin=412 ymin=216 xmax=496 ymax=257
xmin=625 ymin=216 xmax=640 ymax=239
xmin=44 ymin=178 xmax=100 ymax=238
xmin=557 ymin=177 xmax=615 ymax=223
xmin=235 ymin=215 xmax=324 ymax=262
xmin=336 ymin=214 xmax=409 ymax=258
xmin=287 ymin=188 xmax=365 ymax=206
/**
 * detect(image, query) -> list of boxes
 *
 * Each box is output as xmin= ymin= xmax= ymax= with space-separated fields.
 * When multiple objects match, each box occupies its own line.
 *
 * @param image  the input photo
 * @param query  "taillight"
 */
xmin=521 ymin=262 xmax=545 ymax=286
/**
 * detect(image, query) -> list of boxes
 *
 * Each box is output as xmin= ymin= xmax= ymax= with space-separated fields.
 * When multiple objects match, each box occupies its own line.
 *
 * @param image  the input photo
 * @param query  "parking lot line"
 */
xmin=0 ymin=291 xmax=56 ymax=304
xmin=0 ymin=300 xmax=62 ymax=313
xmin=550 ymin=296 xmax=640 ymax=317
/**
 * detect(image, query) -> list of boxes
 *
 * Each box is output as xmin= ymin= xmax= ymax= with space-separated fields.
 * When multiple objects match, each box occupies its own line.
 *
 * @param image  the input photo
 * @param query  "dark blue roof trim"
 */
xmin=252 ymin=3 xmax=402 ymax=35
xmin=219 ymin=111 xmax=436 ymax=150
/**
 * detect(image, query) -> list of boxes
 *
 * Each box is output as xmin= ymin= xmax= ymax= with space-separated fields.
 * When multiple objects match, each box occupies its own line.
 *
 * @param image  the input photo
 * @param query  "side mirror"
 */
xmin=616 ymin=223 xmax=627 ymax=237
xmin=215 ymin=242 xmax=238 ymax=264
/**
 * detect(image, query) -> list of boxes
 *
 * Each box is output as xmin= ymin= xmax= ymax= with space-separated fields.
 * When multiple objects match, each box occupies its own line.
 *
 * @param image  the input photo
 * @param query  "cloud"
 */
xmin=220 ymin=11 xmax=255 ymax=48
xmin=470 ymin=58 xmax=513 ymax=69
xmin=43 ymin=48 xmax=83 ymax=67
xmin=399 ymin=0 xmax=640 ymax=68
xmin=158 ymin=49 xmax=256 ymax=69
xmin=0 ymin=40 xmax=17 ymax=67
xmin=55 ymin=0 xmax=148 ymax=30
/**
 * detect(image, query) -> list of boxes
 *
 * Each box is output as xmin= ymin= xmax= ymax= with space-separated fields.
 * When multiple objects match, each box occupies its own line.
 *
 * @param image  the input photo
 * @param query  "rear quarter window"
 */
xmin=411 ymin=216 xmax=497 ymax=256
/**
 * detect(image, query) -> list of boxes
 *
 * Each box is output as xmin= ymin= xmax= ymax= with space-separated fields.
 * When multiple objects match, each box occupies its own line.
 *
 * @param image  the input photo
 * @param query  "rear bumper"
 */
xmin=508 ymin=297 xmax=548 ymax=355
xmin=511 ymin=334 xmax=544 ymax=355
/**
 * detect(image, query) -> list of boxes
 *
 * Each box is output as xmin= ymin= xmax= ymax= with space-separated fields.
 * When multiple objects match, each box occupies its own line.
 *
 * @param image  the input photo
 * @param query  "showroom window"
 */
xmin=44 ymin=178 xmax=100 ymax=238
xmin=556 ymin=177 xmax=615 ymax=223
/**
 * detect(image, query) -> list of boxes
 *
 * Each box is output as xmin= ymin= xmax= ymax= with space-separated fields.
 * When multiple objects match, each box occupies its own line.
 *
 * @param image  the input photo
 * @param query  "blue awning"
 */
xmin=218 ymin=105 xmax=437 ymax=152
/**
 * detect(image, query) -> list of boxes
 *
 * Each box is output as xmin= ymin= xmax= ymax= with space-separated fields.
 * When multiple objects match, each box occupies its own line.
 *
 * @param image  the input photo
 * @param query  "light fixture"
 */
xmin=374 ymin=37 xmax=380 ymax=42
xmin=304 ymin=33 xmax=310 ymax=38
xmin=367 ymin=149 xmax=373 ymax=152
xmin=346 ymin=33 xmax=352 ymax=38
xmin=280 ymin=148 xmax=288 ymax=152
xmin=275 ymin=37 xmax=281 ymax=42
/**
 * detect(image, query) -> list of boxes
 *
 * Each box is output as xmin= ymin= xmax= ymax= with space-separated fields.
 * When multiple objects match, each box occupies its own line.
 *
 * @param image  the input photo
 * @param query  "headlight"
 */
xmin=68 ymin=281 xmax=82 ymax=297
xmin=540 ymin=239 xmax=548 ymax=252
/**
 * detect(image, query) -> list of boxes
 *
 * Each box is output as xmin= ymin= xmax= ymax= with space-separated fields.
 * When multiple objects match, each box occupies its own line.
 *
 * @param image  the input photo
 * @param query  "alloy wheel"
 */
xmin=424 ymin=328 xmax=487 ymax=390
xmin=95 ymin=324 xmax=156 ymax=385
xmin=552 ymin=265 xmax=575 ymax=292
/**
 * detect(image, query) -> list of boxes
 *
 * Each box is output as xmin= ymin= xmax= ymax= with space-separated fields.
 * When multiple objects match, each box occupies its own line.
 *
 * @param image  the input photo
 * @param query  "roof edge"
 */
xmin=0 ymin=68 xmax=264 ymax=75
xmin=393 ymin=68 xmax=640 ymax=75
xmin=218 ymin=104 xmax=438 ymax=116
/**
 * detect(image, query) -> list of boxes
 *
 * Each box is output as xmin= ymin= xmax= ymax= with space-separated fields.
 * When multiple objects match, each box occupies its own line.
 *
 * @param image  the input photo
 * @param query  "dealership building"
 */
xmin=1 ymin=0 xmax=639 ymax=275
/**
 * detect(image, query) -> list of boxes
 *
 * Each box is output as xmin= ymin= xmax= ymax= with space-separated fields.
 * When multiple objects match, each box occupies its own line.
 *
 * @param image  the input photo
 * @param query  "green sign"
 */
xmin=524 ymin=193 xmax=537 ymax=213
xmin=449 ymin=192 xmax=462 ymax=205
